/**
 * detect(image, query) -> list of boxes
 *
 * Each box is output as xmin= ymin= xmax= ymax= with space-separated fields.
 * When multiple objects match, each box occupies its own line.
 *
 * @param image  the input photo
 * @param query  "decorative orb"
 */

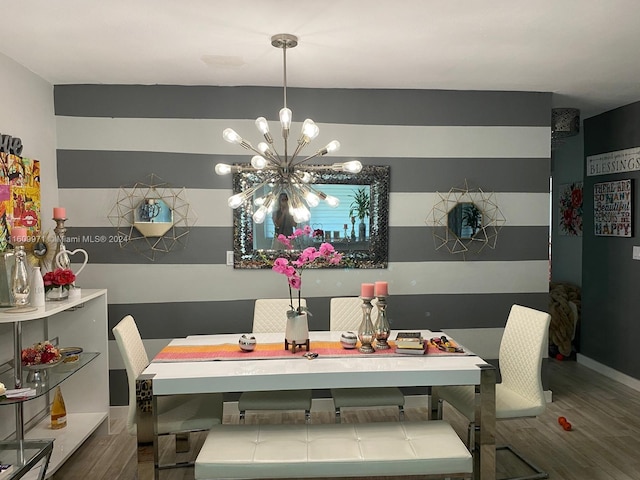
xmin=239 ymin=334 xmax=256 ymax=352
xmin=340 ymin=331 xmax=358 ymax=349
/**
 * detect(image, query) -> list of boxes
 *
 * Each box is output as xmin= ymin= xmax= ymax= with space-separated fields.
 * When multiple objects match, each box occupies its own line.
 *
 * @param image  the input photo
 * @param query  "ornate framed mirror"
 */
xmin=232 ymin=165 xmax=390 ymax=269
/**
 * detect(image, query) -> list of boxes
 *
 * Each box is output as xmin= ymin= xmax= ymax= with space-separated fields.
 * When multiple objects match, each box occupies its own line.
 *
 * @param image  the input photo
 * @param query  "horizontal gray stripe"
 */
xmin=54 ymin=85 xmax=551 ymax=126
xmin=57 ymin=149 xmax=550 ymax=193
xmin=57 ymin=150 xmax=550 ymax=193
xmin=107 ymin=292 xmax=549 ymax=341
xmin=391 ymin=226 xmax=550 ymax=262
xmin=66 ymin=226 xmax=548 ymax=264
xmin=56 ymin=150 xmax=233 ymax=189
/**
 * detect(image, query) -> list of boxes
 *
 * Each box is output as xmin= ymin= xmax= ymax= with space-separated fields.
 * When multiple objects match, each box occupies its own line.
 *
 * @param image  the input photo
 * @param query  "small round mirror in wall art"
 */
xmin=447 ymin=202 xmax=482 ymax=239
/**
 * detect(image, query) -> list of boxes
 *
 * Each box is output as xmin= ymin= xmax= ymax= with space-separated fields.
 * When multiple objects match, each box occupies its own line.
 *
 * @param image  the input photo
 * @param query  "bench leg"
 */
xmin=335 ymin=407 xmax=341 ymax=423
xmin=398 ymin=405 xmax=405 ymax=421
xmin=305 ymin=409 xmax=311 ymax=424
xmin=239 ymin=410 xmax=246 ymax=424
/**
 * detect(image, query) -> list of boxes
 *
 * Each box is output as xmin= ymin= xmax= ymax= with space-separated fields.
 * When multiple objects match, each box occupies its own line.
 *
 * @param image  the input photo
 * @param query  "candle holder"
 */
xmin=358 ymin=297 xmax=376 ymax=353
xmin=374 ymin=295 xmax=391 ymax=349
xmin=53 ymin=217 xmax=70 ymax=270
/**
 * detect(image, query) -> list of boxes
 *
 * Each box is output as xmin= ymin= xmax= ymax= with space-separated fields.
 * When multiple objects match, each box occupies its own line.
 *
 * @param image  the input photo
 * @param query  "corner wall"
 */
xmin=582 ymin=102 xmax=640 ymax=379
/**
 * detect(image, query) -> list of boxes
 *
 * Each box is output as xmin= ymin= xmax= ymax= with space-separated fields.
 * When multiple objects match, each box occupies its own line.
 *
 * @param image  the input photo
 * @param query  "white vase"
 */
xmin=29 ymin=266 xmax=46 ymax=307
xmin=285 ymin=312 xmax=309 ymax=345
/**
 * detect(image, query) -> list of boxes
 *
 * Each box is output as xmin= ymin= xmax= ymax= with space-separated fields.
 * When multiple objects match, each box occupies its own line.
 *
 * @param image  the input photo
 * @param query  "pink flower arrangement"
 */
xmin=273 ymin=226 xmax=342 ymax=314
xmin=43 ymin=268 xmax=76 ymax=292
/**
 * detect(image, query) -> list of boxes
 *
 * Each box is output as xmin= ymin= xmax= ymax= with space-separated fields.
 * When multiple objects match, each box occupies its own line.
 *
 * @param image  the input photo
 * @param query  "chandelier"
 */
xmin=214 ymin=33 xmax=362 ymax=224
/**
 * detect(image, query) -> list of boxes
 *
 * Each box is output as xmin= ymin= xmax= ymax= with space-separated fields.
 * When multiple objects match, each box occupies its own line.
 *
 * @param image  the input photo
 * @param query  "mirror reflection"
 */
xmin=233 ymin=165 xmax=390 ymax=269
xmin=448 ymin=202 xmax=482 ymax=239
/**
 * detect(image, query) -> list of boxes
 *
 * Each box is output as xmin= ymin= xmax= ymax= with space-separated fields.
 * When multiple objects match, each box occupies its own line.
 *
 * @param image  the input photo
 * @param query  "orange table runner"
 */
xmin=152 ymin=340 xmax=468 ymax=362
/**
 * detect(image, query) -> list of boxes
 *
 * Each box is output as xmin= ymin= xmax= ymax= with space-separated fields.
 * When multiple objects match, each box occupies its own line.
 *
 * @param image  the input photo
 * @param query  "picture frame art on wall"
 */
xmin=593 ymin=179 xmax=632 ymax=237
xmin=558 ymin=182 xmax=583 ymax=236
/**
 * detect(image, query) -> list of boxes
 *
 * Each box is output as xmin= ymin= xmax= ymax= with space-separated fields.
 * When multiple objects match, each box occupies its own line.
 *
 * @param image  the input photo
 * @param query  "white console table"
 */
xmin=0 ymin=289 xmax=109 ymax=478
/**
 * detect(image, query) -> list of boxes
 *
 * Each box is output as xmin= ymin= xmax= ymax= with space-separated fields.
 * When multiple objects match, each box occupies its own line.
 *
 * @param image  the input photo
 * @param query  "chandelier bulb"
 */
xmin=332 ymin=160 xmax=362 ymax=173
xmin=227 ymin=193 xmax=246 ymax=209
xmin=255 ymin=117 xmax=270 ymax=135
xmin=301 ymin=119 xmax=319 ymax=140
xmin=292 ymin=205 xmax=311 ymax=223
xmin=343 ymin=160 xmax=362 ymax=173
xmin=258 ymin=142 xmax=270 ymax=154
xmin=223 ymin=128 xmax=243 ymax=145
xmin=215 ymin=163 xmax=232 ymax=175
xmin=279 ymin=108 xmax=292 ymax=131
xmin=326 ymin=140 xmax=340 ymax=153
xmin=304 ymin=191 xmax=320 ymax=207
xmin=252 ymin=205 xmax=268 ymax=224
xmin=325 ymin=195 xmax=340 ymax=208
xmin=251 ymin=155 xmax=267 ymax=169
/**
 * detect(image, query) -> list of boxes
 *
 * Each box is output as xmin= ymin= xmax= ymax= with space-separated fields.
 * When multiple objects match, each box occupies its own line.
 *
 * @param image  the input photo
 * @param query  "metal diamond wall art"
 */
xmin=108 ymin=174 xmax=196 ymax=261
xmin=425 ymin=180 xmax=505 ymax=260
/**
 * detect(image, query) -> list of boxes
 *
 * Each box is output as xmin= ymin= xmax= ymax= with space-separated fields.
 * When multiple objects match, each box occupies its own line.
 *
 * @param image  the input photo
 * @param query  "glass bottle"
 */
xmin=11 ymin=245 xmax=30 ymax=306
xmin=51 ymin=386 xmax=67 ymax=429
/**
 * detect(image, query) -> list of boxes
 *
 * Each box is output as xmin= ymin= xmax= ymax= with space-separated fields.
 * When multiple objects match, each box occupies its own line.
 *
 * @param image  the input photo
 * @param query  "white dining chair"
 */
xmin=329 ymin=297 xmax=405 ymax=423
xmin=432 ymin=304 xmax=551 ymax=480
xmin=237 ymin=299 xmax=313 ymax=423
xmin=112 ymin=315 xmax=224 ymax=469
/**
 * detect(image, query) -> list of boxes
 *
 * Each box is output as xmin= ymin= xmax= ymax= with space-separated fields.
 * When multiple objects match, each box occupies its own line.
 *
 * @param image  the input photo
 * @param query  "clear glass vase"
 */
xmin=46 ymin=286 xmax=69 ymax=301
xmin=11 ymin=245 xmax=30 ymax=306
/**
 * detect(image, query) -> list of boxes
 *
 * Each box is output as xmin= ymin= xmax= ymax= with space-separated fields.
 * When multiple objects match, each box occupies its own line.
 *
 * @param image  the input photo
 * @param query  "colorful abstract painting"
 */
xmin=0 ymin=152 xmax=41 ymax=250
xmin=558 ymin=182 xmax=583 ymax=236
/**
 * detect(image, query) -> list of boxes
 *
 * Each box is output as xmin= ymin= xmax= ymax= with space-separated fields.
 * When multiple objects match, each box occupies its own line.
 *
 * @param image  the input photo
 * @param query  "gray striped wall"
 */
xmin=582 ymin=101 xmax=640 ymax=380
xmin=53 ymin=85 xmax=552 ymax=406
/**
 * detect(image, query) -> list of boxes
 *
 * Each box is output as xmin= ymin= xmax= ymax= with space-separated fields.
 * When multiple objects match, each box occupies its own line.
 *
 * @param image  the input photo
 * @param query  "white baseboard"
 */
xmin=577 ymin=354 xmax=640 ymax=393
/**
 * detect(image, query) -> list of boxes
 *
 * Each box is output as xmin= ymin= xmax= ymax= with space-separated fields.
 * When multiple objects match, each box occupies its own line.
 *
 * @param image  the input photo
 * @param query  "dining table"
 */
xmin=136 ymin=329 xmax=496 ymax=480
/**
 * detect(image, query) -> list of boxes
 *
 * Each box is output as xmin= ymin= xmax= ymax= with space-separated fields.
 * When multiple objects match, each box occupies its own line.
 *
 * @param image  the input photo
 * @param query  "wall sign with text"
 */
xmin=587 ymin=146 xmax=640 ymax=176
xmin=593 ymin=179 xmax=632 ymax=237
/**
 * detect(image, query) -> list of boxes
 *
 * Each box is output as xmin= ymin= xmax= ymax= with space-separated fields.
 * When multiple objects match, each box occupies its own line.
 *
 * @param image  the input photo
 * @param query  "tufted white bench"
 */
xmin=195 ymin=420 xmax=472 ymax=479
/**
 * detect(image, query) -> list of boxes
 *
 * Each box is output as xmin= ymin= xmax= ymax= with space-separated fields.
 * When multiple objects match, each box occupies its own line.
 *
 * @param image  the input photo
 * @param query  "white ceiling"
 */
xmin=1 ymin=0 xmax=639 ymax=119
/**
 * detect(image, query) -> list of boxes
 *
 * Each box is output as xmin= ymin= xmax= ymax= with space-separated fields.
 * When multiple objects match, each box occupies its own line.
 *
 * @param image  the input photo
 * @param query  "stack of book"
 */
xmin=394 ymin=332 xmax=426 ymax=355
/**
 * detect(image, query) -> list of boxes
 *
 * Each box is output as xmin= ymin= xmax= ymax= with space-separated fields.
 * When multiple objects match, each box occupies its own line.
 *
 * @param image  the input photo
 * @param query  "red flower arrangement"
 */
xmin=21 ymin=341 xmax=61 ymax=366
xmin=43 ymin=268 xmax=76 ymax=292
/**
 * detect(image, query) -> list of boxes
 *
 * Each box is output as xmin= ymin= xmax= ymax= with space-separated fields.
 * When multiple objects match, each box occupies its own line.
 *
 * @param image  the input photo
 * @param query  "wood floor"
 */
xmin=52 ymin=359 xmax=640 ymax=480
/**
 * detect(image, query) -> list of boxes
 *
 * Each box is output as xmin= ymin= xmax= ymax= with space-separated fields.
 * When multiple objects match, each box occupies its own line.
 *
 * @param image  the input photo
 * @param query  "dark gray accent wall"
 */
xmin=582 ymin=101 xmax=640 ymax=379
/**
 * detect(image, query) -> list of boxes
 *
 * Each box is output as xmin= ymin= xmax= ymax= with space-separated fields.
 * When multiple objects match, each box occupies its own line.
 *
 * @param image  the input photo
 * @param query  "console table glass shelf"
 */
xmin=0 ymin=353 xmax=99 ymax=406
xmin=0 ymin=289 xmax=108 ymax=479
xmin=0 ymin=439 xmax=53 ymax=480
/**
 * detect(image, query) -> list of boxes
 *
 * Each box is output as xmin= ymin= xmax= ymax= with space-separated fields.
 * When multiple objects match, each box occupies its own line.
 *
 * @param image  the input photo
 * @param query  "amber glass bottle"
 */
xmin=51 ymin=386 xmax=67 ymax=429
